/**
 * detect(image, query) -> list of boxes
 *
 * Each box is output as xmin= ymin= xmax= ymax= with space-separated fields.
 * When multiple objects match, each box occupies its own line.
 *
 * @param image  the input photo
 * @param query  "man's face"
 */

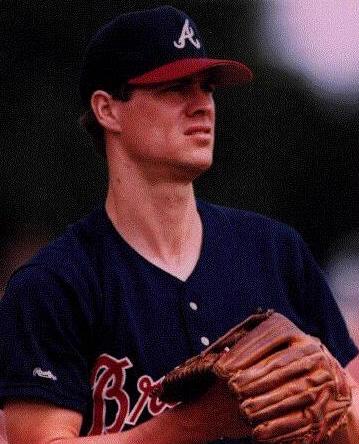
xmin=115 ymin=73 xmax=216 ymax=181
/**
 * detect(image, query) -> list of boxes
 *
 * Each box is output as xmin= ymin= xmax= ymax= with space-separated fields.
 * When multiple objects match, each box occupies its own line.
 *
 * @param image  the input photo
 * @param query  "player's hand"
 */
xmin=0 ymin=411 xmax=7 ymax=444
xmin=182 ymin=379 xmax=251 ymax=442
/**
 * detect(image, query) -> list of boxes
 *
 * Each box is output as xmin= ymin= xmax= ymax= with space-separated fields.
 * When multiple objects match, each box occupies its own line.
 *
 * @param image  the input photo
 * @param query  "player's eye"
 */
xmin=157 ymin=79 xmax=215 ymax=95
xmin=169 ymin=84 xmax=185 ymax=92
xmin=201 ymin=82 xmax=215 ymax=93
xmin=160 ymin=82 xmax=188 ymax=93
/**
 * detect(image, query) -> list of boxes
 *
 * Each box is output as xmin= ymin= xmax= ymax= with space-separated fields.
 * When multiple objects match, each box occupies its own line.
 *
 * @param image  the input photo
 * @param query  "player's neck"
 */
xmin=105 ymin=170 xmax=203 ymax=281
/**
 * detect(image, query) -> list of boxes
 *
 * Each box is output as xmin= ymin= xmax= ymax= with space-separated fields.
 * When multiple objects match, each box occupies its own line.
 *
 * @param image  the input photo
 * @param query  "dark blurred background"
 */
xmin=1 ymin=0 xmax=358 ymax=343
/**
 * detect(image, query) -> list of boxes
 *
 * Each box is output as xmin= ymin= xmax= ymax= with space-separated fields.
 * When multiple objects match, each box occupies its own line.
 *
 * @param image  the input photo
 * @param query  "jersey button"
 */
xmin=189 ymin=301 xmax=198 ymax=311
xmin=201 ymin=336 xmax=210 ymax=346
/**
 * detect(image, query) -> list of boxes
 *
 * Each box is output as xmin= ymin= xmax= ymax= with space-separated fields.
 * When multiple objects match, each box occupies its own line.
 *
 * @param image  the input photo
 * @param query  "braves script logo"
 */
xmin=173 ymin=19 xmax=201 ymax=49
xmin=89 ymin=354 xmax=175 ymax=435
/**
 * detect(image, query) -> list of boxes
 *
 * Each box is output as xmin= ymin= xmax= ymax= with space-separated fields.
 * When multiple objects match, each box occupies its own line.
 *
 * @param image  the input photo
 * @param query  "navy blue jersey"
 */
xmin=0 ymin=200 xmax=357 ymax=442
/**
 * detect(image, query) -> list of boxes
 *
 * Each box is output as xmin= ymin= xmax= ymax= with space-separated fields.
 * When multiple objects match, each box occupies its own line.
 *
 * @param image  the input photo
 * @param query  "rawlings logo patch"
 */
xmin=33 ymin=367 xmax=57 ymax=381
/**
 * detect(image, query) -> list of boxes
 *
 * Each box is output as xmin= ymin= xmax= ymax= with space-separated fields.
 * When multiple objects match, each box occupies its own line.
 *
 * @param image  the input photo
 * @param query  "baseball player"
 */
xmin=0 ymin=6 xmax=358 ymax=444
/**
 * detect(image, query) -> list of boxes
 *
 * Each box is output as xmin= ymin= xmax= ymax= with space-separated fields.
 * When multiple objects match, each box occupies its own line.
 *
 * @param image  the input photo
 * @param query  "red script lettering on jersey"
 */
xmin=89 ymin=354 xmax=175 ymax=435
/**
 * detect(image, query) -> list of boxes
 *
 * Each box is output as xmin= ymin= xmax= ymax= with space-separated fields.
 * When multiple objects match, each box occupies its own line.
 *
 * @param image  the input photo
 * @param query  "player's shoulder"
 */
xmin=1 ymin=209 xmax=106 ymax=336
xmin=197 ymin=199 xmax=300 ymax=242
xmin=9 ymin=206 xmax=108 ymax=287
xmin=36 ymin=206 xmax=104 ymax=256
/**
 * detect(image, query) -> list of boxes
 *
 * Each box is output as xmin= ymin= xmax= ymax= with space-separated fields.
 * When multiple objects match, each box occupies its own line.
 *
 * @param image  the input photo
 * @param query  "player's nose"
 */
xmin=186 ymin=83 xmax=215 ymax=118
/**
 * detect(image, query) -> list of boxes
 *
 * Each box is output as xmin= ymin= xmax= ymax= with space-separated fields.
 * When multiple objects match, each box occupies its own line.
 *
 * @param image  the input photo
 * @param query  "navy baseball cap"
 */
xmin=80 ymin=5 xmax=253 ymax=106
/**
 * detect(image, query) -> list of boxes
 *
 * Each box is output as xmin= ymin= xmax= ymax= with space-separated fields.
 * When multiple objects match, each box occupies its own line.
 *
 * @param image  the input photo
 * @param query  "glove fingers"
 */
xmin=317 ymin=404 xmax=349 ymax=440
xmin=252 ymin=410 xmax=314 ymax=443
xmin=228 ymin=344 xmax=323 ymax=392
xmin=250 ymin=386 xmax=350 ymax=443
xmin=321 ymin=345 xmax=352 ymax=400
xmin=218 ymin=321 xmax=306 ymax=372
xmin=244 ymin=383 xmax=335 ymax=424
xmin=241 ymin=371 xmax=333 ymax=419
xmin=231 ymin=352 xmax=328 ymax=398
xmin=307 ymin=388 xmax=349 ymax=441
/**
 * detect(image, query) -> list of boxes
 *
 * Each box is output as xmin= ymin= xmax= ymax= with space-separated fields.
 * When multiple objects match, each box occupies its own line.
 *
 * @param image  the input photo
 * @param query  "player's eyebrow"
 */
xmin=158 ymin=73 xmax=215 ymax=89
xmin=157 ymin=78 xmax=193 ymax=89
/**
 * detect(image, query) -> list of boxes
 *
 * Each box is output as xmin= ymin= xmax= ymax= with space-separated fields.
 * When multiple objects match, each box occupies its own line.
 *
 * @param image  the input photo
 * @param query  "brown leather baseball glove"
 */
xmin=154 ymin=310 xmax=352 ymax=443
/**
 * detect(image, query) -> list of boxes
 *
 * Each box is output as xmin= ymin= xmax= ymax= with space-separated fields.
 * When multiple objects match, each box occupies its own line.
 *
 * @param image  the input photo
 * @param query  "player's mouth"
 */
xmin=184 ymin=125 xmax=212 ymax=136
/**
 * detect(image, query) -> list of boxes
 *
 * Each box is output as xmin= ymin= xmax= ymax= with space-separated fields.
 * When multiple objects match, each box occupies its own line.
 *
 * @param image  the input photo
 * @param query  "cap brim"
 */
xmin=127 ymin=58 xmax=253 ymax=86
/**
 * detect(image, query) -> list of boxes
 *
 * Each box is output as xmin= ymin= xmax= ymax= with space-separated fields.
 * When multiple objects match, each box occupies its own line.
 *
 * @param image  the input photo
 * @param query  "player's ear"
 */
xmin=90 ymin=90 xmax=122 ymax=133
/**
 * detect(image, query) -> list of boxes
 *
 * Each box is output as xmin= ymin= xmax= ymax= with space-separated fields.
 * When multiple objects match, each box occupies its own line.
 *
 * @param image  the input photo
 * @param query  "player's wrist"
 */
xmin=173 ymin=402 xmax=216 ymax=443
xmin=178 ymin=381 xmax=250 ymax=442
xmin=120 ymin=405 xmax=209 ymax=444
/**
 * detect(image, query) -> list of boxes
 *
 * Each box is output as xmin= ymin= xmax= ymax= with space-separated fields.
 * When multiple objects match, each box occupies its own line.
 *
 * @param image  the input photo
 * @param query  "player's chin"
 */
xmin=179 ymin=157 xmax=213 ymax=181
xmin=186 ymin=133 xmax=214 ymax=151
xmin=194 ymin=155 xmax=213 ymax=173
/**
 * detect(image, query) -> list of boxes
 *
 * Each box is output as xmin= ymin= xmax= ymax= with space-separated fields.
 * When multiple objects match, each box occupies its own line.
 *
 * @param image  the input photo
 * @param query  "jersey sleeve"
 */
xmin=0 ymin=264 xmax=95 ymax=414
xmin=287 ymin=229 xmax=358 ymax=368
